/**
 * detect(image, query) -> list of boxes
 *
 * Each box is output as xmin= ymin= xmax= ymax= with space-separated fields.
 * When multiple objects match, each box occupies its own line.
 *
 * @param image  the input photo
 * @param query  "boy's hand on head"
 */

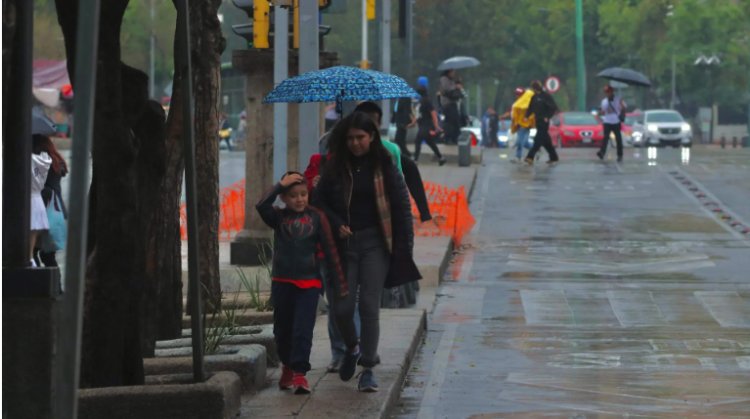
xmin=280 ymin=173 xmax=304 ymax=188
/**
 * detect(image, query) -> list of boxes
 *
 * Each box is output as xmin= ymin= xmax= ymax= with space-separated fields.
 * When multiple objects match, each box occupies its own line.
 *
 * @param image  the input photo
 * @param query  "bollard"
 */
xmin=732 ymin=136 xmax=738 ymax=148
xmin=457 ymin=129 xmax=472 ymax=167
xmin=720 ymin=136 xmax=726 ymax=148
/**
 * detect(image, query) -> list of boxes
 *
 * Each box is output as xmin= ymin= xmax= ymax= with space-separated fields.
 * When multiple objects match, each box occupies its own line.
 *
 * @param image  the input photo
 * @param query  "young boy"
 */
xmin=255 ymin=171 xmax=347 ymax=394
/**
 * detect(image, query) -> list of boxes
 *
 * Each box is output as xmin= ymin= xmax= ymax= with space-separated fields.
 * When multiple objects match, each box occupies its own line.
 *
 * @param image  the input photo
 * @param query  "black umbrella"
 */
xmin=32 ymin=106 xmax=57 ymax=136
xmin=597 ymin=67 xmax=651 ymax=87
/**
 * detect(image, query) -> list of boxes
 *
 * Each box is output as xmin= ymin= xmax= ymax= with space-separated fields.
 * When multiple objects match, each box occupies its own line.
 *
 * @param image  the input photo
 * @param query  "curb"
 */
xmin=380 ymin=310 xmax=427 ymax=419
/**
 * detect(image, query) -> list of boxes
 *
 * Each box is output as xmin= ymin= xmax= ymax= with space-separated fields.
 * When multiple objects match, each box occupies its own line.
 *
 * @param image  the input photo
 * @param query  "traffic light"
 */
xmin=366 ymin=0 xmax=376 ymax=20
xmin=253 ymin=0 xmax=270 ymax=49
xmin=230 ymin=0 xmax=270 ymax=49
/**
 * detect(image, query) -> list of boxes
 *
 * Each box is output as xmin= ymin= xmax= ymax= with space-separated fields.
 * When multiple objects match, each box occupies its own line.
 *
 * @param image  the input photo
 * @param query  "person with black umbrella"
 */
xmin=596 ymin=84 xmax=627 ymax=162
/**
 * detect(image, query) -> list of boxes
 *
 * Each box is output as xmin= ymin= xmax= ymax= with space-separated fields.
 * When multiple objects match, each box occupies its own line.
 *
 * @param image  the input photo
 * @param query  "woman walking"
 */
xmin=313 ymin=112 xmax=421 ymax=392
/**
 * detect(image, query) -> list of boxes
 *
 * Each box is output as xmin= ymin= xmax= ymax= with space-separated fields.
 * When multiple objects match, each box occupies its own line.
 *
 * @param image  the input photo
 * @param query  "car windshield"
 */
xmin=499 ymin=119 xmax=511 ymax=130
xmin=647 ymin=111 xmax=683 ymax=123
xmin=624 ymin=114 xmax=642 ymax=125
xmin=564 ymin=113 xmax=599 ymax=125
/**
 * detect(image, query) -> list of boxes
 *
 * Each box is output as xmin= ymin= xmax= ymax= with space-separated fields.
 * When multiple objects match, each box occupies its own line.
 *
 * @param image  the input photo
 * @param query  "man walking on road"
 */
xmin=597 ymin=85 xmax=626 ymax=162
xmin=524 ymin=80 xmax=559 ymax=165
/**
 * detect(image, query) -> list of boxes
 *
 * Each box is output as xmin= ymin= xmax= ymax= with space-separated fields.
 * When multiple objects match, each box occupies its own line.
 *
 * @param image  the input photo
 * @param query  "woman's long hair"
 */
xmin=323 ymin=112 xmax=391 ymax=179
xmin=32 ymin=134 xmax=67 ymax=176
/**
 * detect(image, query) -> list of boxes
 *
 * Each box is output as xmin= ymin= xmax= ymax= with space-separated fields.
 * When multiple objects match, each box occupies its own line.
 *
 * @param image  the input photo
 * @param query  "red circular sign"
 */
xmin=545 ymin=76 xmax=560 ymax=93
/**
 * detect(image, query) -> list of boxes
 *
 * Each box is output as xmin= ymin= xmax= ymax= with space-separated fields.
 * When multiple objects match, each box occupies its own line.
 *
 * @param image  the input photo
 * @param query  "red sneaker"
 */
xmin=278 ymin=365 xmax=293 ymax=390
xmin=293 ymin=373 xmax=311 ymax=394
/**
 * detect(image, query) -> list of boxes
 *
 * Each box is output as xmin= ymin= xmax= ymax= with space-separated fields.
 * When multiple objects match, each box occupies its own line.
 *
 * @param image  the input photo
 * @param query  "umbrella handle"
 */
xmin=336 ymin=90 xmax=344 ymax=116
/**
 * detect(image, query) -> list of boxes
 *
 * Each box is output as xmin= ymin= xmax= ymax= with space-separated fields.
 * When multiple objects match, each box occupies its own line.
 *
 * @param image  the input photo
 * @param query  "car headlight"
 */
xmin=647 ymin=124 xmax=659 ymax=132
xmin=499 ymin=135 xmax=508 ymax=143
xmin=681 ymin=122 xmax=691 ymax=132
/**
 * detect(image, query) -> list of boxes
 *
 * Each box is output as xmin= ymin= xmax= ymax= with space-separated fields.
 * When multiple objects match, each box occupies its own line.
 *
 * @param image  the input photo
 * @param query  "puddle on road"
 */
xmin=625 ymin=213 xmax=726 ymax=234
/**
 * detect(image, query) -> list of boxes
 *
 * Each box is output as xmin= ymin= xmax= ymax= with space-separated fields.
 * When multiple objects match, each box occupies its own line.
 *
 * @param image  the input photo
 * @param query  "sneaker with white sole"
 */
xmin=357 ymin=369 xmax=378 ymax=392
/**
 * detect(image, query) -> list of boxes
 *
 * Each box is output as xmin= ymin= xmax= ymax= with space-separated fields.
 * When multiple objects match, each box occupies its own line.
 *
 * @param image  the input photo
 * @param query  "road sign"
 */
xmin=545 ymin=76 xmax=560 ymax=93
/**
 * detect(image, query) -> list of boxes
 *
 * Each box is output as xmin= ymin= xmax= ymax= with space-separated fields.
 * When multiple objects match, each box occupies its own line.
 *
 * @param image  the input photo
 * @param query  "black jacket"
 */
xmin=256 ymin=184 xmax=348 ymax=296
xmin=526 ymin=91 xmax=559 ymax=125
xmin=313 ymin=154 xmax=422 ymax=288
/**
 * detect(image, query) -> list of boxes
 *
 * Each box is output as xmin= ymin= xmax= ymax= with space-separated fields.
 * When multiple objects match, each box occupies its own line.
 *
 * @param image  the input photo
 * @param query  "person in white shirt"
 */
xmin=597 ymin=85 xmax=626 ymax=162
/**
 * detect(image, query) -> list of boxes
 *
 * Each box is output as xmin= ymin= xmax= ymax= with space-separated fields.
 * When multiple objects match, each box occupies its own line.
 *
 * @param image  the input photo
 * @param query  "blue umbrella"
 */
xmin=263 ymin=65 xmax=419 ymax=114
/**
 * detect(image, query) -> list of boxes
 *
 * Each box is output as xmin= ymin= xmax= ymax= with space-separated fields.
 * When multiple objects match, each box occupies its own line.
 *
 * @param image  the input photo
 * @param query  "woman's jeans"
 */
xmin=515 ymin=127 xmax=530 ymax=159
xmin=331 ymin=227 xmax=390 ymax=368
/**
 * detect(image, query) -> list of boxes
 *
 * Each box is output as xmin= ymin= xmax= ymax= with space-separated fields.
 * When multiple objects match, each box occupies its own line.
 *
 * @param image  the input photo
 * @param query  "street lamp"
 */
xmin=694 ymin=54 xmax=721 ymax=144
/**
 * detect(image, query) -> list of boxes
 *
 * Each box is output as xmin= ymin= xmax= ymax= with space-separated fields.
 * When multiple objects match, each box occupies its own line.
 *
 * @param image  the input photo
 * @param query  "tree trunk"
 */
xmin=184 ymin=0 xmax=225 ymax=313
xmin=56 ymin=0 xmax=145 ymax=387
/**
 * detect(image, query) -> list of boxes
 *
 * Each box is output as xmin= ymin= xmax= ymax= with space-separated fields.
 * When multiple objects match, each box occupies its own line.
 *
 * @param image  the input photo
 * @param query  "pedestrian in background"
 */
xmin=597 ymin=84 xmax=626 ymax=162
xmin=313 ymin=112 xmax=420 ymax=392
xmin=393 ymin=96 xmax=416 ymax=158
xmin=256 ymin=171 xmax=347 ymax=395
xmin=415 ymin=86 xmax=447 ymax=165
xmin=439 ymin=69 xmax=464 ymax=145
xmin=524 ymin=80 xmax=560 ymax=165
xmin=33 ymin=134 xmax=68 ymax=267
xmin=324 ymin=103 xmax=340 ymax=132
xmin=508 ymin=87 xmax=535 ymax=162
xmin=30 ymin=135 xmax=52 ymax=267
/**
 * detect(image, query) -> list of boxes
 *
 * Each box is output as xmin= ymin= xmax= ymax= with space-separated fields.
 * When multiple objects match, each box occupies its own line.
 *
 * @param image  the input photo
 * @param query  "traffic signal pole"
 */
xmin=273 ymin=4 xmax=289 ymax=181
xmin=379 ymin=0 xmax=391 ymax=132
xmin=298 ymin=0 xmax=320 ymax=165
xmin=575 ymin=0 xmax=586 ymax=111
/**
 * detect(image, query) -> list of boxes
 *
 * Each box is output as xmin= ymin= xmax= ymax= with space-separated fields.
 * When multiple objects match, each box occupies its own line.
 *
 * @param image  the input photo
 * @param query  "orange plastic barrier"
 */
xmin=180 ymin=179 xmax=246 ymax=241
xmin=181 ymin=179 xmax=475 ymax=246
xmin=412 ymin=181 xmax=475 ymax=246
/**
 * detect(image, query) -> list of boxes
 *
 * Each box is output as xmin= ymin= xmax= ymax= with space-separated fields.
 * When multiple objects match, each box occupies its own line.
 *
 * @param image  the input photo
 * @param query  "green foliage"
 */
xmin=236 ymin=266 xmax=273 ymax=312
xmin=322 ymin=0 xmax=750 ymax=114
xmin=202 ymin=288 xmax=240 ymax=355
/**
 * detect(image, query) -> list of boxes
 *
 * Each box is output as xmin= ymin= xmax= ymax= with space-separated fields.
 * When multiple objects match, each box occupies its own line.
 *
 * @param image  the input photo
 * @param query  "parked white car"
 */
xmin=631 ymin=109 xmax=692 ymax=148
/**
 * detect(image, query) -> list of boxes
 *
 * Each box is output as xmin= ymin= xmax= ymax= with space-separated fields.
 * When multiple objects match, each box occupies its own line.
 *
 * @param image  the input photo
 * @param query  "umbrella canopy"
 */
xmin=32 ymin=106 xmax=57 ymax=136
xmin=597 ymin=67 xmax=651 ymax=87
xmin=437 ymin=56 xmax=480 ymax=71
xmin=263 ymin=66 xmax=419 ymax=113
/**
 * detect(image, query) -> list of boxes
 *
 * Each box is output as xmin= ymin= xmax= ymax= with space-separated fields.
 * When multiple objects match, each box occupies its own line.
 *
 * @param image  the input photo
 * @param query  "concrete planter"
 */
xmin=156 ymin=325 xmax=277 ymax=366
xmin=145 ymin=345 xmax=267 ymax=391
xmin=181 ymin=310 xmax=274 ymax=328
xmin=78 ymin=371 xmax=241 ymax=419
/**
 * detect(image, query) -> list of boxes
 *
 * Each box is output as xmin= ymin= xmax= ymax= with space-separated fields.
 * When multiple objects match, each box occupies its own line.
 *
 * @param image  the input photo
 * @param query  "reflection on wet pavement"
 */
xmin=394 ymin=147 xmax=750 ymax=418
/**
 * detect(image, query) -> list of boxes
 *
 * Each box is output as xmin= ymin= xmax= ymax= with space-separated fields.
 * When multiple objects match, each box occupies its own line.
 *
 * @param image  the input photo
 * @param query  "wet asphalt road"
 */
xmin=393 ymin=146 xmax=750 ymax=418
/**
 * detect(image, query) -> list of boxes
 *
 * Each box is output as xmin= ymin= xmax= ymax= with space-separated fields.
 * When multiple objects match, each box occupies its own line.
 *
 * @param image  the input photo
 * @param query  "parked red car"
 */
xmin=549 ymin=112 xmax=604 ymax=148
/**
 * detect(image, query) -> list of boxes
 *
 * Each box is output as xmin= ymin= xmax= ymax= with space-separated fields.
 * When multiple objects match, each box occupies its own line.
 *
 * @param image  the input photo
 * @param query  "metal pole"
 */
xmin=380 ymin=0 xmax=391 ymax=132
xmin=149 ymin=0 xmax=156 ymax=98
xmin=176 ymin=0 xmax=205 ymax=383
xmin=298 ymin=0 xmax=320 ymax=166
xmin=2 ymin=0 xmax=32 ymax=268
xmin=273 ymin=5 xmax=289 ymax=181
xmin=57 ymin=1 xmax=100 ymax=418
xmin=670 ymin=53 xmax=676 ymax=109
xmin=574 ymin=0 xmax=586 ymax=111
xmin=361 ymin=0 xmax=368 ymax=68
xmin=406 ymin=0 xmax=413 ymax=80
xmin=476 ymin=83 xmax=481 ymax=118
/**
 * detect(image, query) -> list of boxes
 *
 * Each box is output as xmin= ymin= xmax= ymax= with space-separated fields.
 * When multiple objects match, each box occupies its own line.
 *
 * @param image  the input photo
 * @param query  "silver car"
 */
xmin=631 ymin=109 xmax=692 ymax=148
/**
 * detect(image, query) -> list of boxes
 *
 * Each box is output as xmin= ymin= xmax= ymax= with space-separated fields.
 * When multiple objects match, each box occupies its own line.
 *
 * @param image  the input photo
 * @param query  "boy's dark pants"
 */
xmin=272 ymin=282 xmax=320 ymax=373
